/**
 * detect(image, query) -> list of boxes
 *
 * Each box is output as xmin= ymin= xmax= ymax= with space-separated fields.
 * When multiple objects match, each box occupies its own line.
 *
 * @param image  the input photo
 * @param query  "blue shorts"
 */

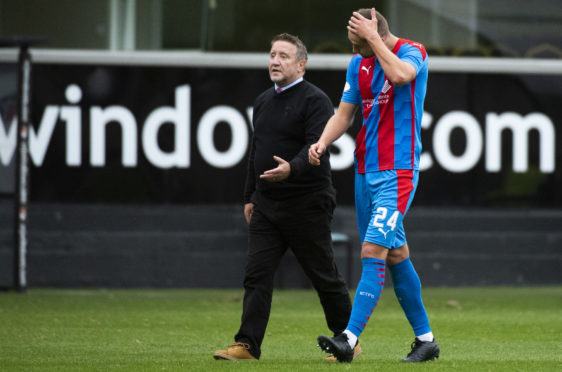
xmin=355 ymin=170 xmax=419 ymax=249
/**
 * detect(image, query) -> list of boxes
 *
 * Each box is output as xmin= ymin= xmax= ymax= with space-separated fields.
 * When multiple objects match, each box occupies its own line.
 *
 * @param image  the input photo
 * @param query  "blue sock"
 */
xmin=389 ymin=257 xmax=431 ymax=336
xmin=346 ymin=257 xmax=386 ymax=337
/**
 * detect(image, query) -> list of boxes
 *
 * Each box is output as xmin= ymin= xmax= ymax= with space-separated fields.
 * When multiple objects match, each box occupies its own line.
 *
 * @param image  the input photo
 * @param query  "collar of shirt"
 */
xmin=274 ymin=77 xmax=304 ymax=93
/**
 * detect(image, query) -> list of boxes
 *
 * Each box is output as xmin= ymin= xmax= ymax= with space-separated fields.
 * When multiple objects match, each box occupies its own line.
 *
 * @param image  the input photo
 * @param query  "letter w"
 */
xmin=1 ymin=107 xmax=60 ymax=167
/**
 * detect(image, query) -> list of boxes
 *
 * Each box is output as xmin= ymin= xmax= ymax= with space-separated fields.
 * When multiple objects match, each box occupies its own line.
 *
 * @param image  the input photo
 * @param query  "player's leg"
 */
xmin=343 ymin=241 xmax=388 ymax=339
xmin=388 ymin=245 xmax=439 ymax=362
xmin=385 ymin=169 xmax=431 ymax=338
xmin=317 ymin=240 xmax=388 ymax=363
xmin=214 ymin=198 xmax=287 ymax=360
xmin=318 ymin=172 xmax=391 ymax=362
xmin=387 ymin=244 xmax=432 ymax=339
xmin=385 ymin=170 xmax=439 ymax=362
xmin=342 ymin=170 xmax=410 ymax=346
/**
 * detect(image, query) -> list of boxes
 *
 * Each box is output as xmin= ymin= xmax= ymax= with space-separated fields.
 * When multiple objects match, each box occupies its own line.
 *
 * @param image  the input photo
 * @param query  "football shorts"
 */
xmin=355 ymin=169 xmax=419 ymax=249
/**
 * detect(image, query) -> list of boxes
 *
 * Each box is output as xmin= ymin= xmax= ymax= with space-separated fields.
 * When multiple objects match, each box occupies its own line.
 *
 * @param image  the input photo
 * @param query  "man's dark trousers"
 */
xmin=235 ymin=188 xmax=352 ymax=359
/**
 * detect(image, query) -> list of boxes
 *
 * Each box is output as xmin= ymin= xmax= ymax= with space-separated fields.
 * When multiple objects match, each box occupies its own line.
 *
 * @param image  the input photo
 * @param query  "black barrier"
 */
xmin=7 ymin=63 xmax=557 ymax=207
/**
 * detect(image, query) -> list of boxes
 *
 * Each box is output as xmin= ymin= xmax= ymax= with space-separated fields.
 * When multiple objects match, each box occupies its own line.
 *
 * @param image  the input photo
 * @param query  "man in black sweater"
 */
xmin=214 ymin=33 xmax=356 ymax=361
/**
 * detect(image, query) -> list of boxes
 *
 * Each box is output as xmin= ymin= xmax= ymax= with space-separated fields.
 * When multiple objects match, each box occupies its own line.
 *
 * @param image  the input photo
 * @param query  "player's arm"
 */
xmin=309 ymin=101 xmax=357 ymax=166
xmin=349 ymin=8 xmax=416 ymax=86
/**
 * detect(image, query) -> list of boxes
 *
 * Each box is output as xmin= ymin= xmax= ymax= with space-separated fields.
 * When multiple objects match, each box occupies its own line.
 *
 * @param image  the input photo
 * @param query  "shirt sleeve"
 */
xmin=341 ymin=55 xmax=362 ymax=105
xmin=399 ymin=45 xmax=425 ymax=74
xmin=288 ymin=90 xmax=333 ymax=178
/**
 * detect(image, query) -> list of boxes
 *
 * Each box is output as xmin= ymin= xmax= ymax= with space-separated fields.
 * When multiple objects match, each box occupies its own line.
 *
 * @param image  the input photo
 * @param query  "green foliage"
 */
xmin=0 ymin=287 xmax=561 ymax=371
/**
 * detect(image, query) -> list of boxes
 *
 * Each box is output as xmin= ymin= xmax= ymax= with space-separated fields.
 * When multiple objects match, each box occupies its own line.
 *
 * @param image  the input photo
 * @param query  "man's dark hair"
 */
xmin=357 ymin=8 xmax=390 ymax=37
xmin=271 ymin=33 xmax=308 ymax=61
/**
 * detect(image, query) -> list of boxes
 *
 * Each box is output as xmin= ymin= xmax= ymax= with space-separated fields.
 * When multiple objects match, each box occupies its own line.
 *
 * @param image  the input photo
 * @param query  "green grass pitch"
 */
xmin=0 ymin=286 xmax=561 ymax=371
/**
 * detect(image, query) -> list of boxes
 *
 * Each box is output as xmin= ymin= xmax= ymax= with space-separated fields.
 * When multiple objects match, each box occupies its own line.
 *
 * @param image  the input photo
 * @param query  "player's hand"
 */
xmin=309 ymin=142 xmax=326 ymax=166
xmin=244 ymin=203 xmax=254 ymax=224
xmin=260 ymin=156 xmax=290 ymax=182
xmin=348 ymin=8 xmax=379 ymax=41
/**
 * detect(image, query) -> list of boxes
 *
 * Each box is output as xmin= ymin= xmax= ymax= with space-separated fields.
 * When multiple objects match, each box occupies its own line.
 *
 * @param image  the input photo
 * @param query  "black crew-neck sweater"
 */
xmin=244 ymin=80 xmax=334 ymax=202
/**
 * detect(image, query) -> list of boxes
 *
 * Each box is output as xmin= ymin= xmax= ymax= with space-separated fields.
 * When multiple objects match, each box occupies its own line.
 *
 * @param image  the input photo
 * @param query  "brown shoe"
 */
xmin=325 ymin=341 xmax=362 ymax=362
xmin=213 ymin=342 xmax=257 ymax=360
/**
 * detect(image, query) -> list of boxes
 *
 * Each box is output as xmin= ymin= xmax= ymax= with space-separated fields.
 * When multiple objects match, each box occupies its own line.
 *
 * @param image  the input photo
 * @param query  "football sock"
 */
xmin=343 ymin=330 xmax=357 ymax=348
xmin=389 ymin=257 xmax=431 ymax=336
xmin=417 ymin=332 xmax=434 ymax=342
xmin=345 ymin=257 xmax=386 ymax=345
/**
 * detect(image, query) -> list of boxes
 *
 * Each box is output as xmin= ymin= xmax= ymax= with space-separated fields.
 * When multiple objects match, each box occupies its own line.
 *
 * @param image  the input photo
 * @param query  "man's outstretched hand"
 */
xmin=260 ymin=156 xmax=291 ymax=182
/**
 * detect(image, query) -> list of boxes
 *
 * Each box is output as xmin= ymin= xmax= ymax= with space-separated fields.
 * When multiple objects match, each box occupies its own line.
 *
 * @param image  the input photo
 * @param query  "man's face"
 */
xmin=269 ymin=40 xmax=305 ymax=87
xmin=348 ymin=31 xmax=374 ymax=58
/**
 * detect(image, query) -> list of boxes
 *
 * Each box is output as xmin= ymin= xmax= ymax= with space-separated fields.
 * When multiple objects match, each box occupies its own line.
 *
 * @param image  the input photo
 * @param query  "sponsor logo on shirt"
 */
xmin=375 ymin=95 xmax=390 ymax=105
xmin=362 ymin=98 xmax=374 ymax=109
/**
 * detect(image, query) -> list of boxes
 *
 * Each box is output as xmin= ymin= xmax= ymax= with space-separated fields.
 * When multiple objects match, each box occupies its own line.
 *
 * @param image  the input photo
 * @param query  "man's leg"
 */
xmin=233 ymin=205 xmax=287 ymax=359
xmin=284 ymin=192 xmax=352 ymax=336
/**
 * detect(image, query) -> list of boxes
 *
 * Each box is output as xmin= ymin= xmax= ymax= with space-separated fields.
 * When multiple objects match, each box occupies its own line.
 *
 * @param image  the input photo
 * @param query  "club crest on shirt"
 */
xmin=381 ymin=79 xmax=392 ymax=94
xmin=375 ymin=79 xmax=392 ymax=105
